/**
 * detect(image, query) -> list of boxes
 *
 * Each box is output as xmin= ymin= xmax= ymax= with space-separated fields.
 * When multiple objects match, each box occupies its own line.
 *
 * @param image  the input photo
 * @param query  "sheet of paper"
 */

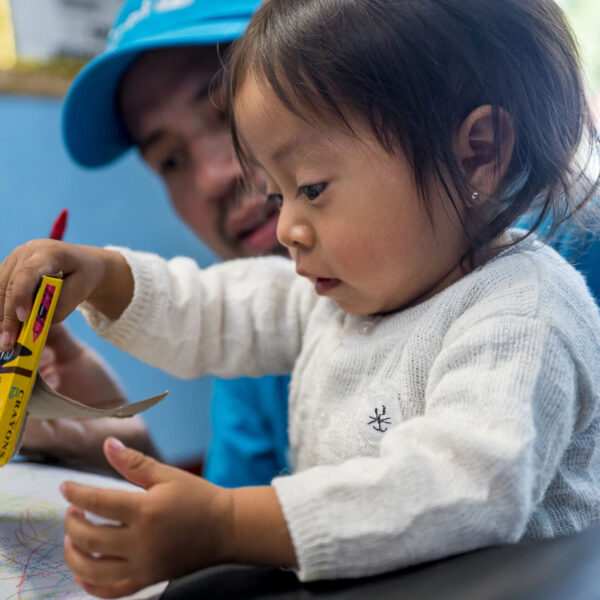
xmin=6 ymin=376 xmax=168 ymax=462
xmin=28 ymin=376 xmax=168 ymax=420
xmin=0 ymin=461 xmax=168 ymax=600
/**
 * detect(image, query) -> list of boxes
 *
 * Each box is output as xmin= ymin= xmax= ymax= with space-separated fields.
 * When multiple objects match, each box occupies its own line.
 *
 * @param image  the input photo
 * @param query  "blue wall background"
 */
xmin=0 ymin=95 xmax=219 ymax=466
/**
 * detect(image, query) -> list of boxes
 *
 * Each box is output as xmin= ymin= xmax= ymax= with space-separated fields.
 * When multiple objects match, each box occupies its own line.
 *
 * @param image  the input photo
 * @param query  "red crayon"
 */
xmin=49 ymin=209 xmax=68 ymax=241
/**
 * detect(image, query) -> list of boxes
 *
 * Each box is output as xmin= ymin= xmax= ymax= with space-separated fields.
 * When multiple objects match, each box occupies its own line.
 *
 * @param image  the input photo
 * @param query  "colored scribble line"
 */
xmin=0 ymin=506 xmax=77 ymax=599
xmin=0 ymin=464 xmax=144 ymax=599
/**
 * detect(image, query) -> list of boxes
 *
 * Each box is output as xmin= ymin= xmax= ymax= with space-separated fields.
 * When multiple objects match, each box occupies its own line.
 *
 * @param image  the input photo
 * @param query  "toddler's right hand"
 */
xmin=0 ymin=240 xmax=131 ymax=351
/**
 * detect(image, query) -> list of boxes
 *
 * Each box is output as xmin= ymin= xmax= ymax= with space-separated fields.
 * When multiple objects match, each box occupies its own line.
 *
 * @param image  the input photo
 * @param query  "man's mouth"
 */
xmin=236 ymin=202 xmax=281 ymax=255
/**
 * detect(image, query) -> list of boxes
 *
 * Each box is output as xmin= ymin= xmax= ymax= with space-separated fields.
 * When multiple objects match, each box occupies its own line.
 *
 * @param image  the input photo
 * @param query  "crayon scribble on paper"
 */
xmin=0 ymin=491 xmax=76 ymax=599
xmin=0 ymin=461 xmax=159 ymax=600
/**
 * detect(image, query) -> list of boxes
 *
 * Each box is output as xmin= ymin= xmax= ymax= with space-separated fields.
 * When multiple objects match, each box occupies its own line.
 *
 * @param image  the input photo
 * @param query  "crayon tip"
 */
xmin=49 ymin=209 xmax=68 ymax=241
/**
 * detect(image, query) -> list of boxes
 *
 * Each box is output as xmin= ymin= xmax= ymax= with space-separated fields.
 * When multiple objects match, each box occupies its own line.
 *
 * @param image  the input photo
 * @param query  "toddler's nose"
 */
xmin=276 ymin=202 xmax=315 ymax=249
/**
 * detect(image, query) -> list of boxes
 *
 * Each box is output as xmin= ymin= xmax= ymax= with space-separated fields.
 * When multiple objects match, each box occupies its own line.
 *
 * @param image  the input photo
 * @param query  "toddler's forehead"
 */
xmin=234 ymin=75 xmax=271 ymax=116
xmin=234 ymin=76 xmax=293 ymax=147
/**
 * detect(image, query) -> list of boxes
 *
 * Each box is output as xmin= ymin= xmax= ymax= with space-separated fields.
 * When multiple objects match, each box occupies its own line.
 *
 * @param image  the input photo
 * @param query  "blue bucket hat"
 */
xmin=62 ymin=0 xmax=261 ymax=168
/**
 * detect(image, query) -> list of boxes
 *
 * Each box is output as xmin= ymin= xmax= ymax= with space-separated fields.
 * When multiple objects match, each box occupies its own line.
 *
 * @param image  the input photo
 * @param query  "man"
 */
xmin=21 ymin=0 xmax=600 ymax=481
xmin=22 ymin=0 xmax=290 ymax=487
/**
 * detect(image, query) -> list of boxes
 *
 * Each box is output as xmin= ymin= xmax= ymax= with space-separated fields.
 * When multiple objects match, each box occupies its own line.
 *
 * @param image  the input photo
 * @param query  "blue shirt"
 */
xmin=203 ymin=375 xmax=290 ymax=488
xmin=516 ymin=217 xmax=600 ymax=303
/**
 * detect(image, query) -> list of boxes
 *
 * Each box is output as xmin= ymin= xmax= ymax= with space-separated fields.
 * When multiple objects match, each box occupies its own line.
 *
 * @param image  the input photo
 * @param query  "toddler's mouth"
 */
xmin=315 ymin=278 xmax=341 ymax=295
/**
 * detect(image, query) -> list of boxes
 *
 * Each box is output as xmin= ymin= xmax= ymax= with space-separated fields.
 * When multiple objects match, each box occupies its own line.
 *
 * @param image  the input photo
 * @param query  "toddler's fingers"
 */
xmin=64 ymin=506 xmax=128 ymax=559
xmin=64 ymin=534 xmax=131 ymax=586
xmin=0 ymin=261 xmax=51 ymax=349
xmin=75 ymin=576 xmax=143 ymax=600
xmin=60 ymin=481 xmax=139 ymax=524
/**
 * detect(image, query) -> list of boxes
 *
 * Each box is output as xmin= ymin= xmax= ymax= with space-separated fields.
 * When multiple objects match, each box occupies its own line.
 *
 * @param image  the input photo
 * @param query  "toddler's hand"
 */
xmin=61 ymin=438 xmax=233 ymax=598
xmin=0 ymin=240 xmax=131 ymax=350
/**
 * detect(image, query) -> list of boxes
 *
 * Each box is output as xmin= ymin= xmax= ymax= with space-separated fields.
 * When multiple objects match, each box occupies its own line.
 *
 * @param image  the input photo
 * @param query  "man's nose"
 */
xmin=190 ymin=133 xmax=242 ymax=203
xmin=276 ymin=201 xmax=315 ymax=249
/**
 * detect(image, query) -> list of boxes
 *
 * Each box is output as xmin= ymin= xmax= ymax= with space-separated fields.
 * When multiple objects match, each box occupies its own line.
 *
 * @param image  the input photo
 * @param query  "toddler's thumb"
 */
xmin=103 ymin=437 xmax=172 ymax=490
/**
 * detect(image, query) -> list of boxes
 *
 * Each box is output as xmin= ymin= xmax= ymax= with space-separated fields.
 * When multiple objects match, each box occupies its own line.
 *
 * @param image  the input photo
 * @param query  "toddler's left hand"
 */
xmin=61 ymin=437 xmax=233 ymax=599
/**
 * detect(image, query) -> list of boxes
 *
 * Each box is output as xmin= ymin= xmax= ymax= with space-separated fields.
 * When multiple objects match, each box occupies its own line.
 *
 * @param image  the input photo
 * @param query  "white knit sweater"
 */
xmin=81 ymin=233 xmax=600 ymax=582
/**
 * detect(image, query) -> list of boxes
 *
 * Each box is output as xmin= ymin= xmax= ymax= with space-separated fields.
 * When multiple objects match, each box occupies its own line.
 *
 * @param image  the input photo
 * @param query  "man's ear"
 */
xmin=455 ymin=105 xmax=515 ymax=196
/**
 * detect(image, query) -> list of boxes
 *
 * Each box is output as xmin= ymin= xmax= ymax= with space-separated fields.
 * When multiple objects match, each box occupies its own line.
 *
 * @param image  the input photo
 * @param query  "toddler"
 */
xmin=1 ymin=0 xmax=600 ymax=596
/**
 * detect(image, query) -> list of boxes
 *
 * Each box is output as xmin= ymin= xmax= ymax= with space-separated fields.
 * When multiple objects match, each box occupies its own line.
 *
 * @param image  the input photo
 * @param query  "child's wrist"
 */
xmin=228 ymin=485 xmax=297 ymax=567
xmin=210 ymin=486 xmax=236 ymax=565
xmin=88 ymin=248 xmax=134 ymax=321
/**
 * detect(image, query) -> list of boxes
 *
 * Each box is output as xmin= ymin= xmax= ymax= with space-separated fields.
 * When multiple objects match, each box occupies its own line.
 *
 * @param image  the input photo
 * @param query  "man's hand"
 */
xmin=39 ymin=323 xmax=127 ymax=408
xmin=20 ymin=324 xmax=159 ymax=469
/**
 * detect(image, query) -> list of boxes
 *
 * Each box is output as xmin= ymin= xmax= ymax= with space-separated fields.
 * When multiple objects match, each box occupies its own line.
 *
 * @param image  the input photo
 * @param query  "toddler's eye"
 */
xmin=266 ymin=194 xmax=283 ymax=211
xmin=299 ymin=183 xmax=326 ymax=202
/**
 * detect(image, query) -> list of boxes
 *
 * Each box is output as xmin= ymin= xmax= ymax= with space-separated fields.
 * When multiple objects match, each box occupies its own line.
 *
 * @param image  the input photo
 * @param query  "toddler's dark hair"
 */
xmin=227 ymin=0 xmax=600 ymax=261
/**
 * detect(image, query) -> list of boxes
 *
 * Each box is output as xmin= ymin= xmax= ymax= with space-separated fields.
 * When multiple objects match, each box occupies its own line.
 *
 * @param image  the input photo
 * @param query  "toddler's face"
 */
xmin=234 ymin=76 xmax=470 ymax=315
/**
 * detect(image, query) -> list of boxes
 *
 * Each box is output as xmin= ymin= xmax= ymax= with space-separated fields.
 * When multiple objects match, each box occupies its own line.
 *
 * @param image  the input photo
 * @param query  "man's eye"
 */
xmin=299 ymin=183 xmax=326 ymax=201
xmin=159 ymin=150 xmax=185 ymax=175
xmin=266 ymin=194 xmax=283 ymax=210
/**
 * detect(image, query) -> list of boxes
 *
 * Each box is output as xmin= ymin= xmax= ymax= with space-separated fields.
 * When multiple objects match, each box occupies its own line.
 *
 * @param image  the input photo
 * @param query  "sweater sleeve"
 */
xmin=78 ymin=249 xmax=315 ymax=379
xmin=273 ymin=314 xmax=585 ymax=581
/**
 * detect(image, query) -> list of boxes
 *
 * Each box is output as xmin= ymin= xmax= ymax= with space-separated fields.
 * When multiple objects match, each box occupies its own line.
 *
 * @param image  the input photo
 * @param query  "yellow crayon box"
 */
xmin=0 ymin=276 xmax=62 ymax=465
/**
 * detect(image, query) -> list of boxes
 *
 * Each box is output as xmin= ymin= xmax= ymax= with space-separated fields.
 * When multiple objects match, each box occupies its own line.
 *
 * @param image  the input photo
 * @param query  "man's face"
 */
xmin=119 ymin=46 xmax=283 ymax=260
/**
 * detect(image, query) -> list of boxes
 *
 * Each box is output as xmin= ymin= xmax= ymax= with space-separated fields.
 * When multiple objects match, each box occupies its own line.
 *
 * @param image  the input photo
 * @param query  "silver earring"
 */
xmin=471 ymin=191 xmax=479 ymax=202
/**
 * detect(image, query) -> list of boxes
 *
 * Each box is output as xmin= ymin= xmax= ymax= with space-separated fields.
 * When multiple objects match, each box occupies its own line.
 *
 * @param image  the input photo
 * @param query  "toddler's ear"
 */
xmin=455 ymin=105 xmax=515 ymax=196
